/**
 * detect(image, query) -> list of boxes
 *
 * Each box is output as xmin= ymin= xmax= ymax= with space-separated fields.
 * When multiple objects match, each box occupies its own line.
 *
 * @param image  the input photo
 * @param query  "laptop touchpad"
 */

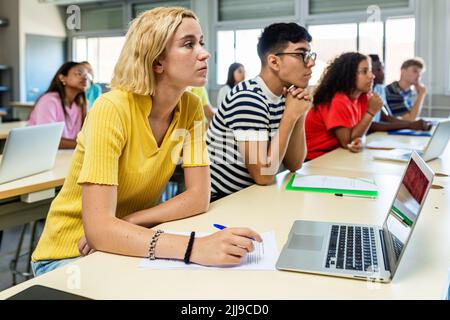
xmin=288 ymin=234 xmax=323 ymax=251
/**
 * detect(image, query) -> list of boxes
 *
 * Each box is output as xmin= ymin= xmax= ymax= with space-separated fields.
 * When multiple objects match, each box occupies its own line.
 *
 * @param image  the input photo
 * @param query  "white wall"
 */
xmin=432 ymin=0 xmax=450 ymax=96
xmin=19 ymin=0 xmax=67 ymax=100
xmin=416 ymin=0 xmax=447 ymax=95
xmin=415 ymin=0 xmax=450 ymax=116
xmin=20 ymin=0 xmax=66 ymax=37
xmin=0 ymin=0 xmax=67 ymax=102
xmin=192 ymin=0 xmax=213 ymax=95
xmin=192 ymin=0 xmax=212 ymax=54
xmin=0 ymin=0 xmax=20 ymax=101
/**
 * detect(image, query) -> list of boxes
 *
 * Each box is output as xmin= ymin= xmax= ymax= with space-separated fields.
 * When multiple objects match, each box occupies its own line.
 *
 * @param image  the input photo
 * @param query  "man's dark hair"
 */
xmin=401 ymin=58 xmax=425 ymax=71
xmin=257 ymin=23 xmax=312 ymax=65
xmin=368 ymin=54 xmax=381 ymax=64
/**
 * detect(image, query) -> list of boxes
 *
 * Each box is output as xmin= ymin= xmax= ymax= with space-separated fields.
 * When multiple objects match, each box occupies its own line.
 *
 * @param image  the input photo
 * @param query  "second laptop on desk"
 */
xmin=373 ymin=119 xmax=450 ymax=162
xmin=0 ymin=122 xmax=64 ymax=184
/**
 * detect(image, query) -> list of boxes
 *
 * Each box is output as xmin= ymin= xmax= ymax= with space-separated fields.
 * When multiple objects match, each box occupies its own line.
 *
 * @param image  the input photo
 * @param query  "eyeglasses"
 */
xmin=275 ymin=51 xmax=317 ymax=65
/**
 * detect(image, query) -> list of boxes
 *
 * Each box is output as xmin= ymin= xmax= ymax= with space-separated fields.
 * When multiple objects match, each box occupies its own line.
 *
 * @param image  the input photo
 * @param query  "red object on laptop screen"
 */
xmin=403 ymin=160 xmax=429 ymax=204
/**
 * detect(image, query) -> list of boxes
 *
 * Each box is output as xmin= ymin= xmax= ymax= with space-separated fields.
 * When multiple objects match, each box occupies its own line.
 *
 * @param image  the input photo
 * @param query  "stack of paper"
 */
xmin=286 ymin=174 xmax=378 ymax=198
xmin=366 ymin=140 xmax=426 ymax=150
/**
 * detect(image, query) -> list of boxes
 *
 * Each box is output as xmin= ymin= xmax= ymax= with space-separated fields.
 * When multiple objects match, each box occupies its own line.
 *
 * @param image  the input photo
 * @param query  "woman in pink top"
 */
xmin=28 ymin=62 xmax=89 ymax=149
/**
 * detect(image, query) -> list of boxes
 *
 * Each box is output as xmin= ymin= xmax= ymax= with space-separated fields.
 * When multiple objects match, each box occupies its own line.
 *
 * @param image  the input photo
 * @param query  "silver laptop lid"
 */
xmin=382 ymin=151 xmax=434 ymax=278
xmin=422 ymin=120 xmax=450 ymax=160
xmin=0 ymin=122 xmax=64 ymax=184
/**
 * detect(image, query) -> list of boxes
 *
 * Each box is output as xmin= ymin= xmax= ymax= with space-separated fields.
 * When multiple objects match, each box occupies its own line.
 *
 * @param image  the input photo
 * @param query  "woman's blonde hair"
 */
xmin=110 ymin=7 xmax=197 ymax=95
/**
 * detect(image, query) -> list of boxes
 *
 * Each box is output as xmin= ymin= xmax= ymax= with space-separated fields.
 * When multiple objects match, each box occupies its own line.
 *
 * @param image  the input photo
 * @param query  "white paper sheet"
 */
xmin=138 ymin=231 xmax=278 ymax=271
xmin=366 ymin=140 xmax=426 ymax=150
xmin=292 ymin=175 xmax=377 ymax=192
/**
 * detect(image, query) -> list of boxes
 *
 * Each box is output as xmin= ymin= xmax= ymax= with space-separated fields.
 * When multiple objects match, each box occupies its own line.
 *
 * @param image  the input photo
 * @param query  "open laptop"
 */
xmin=0 ymin=122 xmax=64 ymax=184
xmin=276 ymin=151 xmax=434 ymax=282
xmin=373 ymin=119 xmax=450 ymax=162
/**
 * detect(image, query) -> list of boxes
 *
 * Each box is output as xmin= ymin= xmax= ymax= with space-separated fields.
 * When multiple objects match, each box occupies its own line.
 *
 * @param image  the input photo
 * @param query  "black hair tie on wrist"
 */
xmin=184 ymin=231 xmax=196 ymax=264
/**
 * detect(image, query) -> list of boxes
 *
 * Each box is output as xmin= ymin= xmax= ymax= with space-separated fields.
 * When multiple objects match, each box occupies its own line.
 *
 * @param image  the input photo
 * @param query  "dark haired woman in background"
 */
xmin=28 ymin=61 xmax=88 ymax=149
xmin=216 ymin=62 xmax=245 ymax=107
xmin=305 ymin=52 xmax=383 ymax=160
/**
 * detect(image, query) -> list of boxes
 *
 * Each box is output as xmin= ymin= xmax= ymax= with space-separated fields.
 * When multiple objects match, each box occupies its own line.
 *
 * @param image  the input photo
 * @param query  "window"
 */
xmin=385 ymin=17 xmax=415 ymax=84
xmin=74 ymin=36 xmax=126 ymax=84
xmin=214 ymin=0 xmax=295 ymax=86
xmin=308 ymin=0 xmax=410 ymax=15
xmin=359 ymin=21 xmax=384 ymax=58
xmin=133 ymin=1 xmax=191 ymax=18
xmin=308 ymin=24 xmax=357 ymax=85
xmin=307 ymin=17 xmax=415 ymax=85
xmin=218 ymin=0 xmax=294 ymax=21
xmin=216 ymin=28 xmax=262 ymax=85
xmin=217 ymin=31 xmax=234 ymax=85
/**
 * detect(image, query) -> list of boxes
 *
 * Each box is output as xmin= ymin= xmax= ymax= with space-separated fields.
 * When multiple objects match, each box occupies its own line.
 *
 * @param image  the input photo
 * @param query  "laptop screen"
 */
xmin=384 ymin=152 xmax=434 ymax=271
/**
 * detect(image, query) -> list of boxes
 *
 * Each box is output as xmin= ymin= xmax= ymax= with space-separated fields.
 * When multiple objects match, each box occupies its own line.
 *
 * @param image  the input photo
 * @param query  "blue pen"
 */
xmin=213 ymin=224 xmax=257 ymax=241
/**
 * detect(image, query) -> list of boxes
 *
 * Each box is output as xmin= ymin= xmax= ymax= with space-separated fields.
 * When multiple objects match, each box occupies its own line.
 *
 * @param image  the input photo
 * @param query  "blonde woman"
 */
xmin=31 ymin=7 xmax=261 ymax=276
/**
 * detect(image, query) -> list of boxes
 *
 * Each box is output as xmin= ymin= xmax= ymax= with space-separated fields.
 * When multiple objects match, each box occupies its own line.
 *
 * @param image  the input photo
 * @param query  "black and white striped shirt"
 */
xmin=206 ymin=77 xmax=285 ymax=199
xmin=385 ymin=81 xmax=417 ymax=116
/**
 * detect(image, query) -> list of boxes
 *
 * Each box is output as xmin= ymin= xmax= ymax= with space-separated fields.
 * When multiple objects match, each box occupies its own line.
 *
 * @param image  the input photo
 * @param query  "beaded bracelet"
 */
xmin=148 ymin=229 xmax=164 ymax=260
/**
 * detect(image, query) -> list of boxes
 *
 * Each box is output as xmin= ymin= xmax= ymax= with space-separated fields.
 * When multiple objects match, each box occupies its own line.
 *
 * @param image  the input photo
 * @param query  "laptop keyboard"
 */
xmin=390 ymin=233 xmax=404 ymax=260
xmin=325 ymin=225 xmax=379 ymax=272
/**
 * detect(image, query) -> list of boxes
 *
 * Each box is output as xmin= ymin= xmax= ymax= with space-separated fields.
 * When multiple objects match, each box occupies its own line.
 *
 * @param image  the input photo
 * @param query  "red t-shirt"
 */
xmin=305 ymin=92 xmax=368 ymax=160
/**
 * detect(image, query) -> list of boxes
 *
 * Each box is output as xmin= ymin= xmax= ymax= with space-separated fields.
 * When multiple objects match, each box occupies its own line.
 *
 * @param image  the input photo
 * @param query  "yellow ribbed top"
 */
xmin=32 ymin=89 xmax=208 ymax=261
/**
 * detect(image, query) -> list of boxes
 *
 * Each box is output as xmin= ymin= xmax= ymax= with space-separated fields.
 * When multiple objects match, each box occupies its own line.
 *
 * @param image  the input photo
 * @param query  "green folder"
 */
xmin=286 ymin=174 xmax=378 ymax=198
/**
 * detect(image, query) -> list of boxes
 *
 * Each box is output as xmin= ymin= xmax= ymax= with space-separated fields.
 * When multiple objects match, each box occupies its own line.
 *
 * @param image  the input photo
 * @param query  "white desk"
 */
xmin=0 ymin=121 xmax=28 ymax=140
xmin=0 ymin=150 xmax=73 ymax=231
xmin=308 ymin=132 xmax=450 ymax=177
xmin=0 ymin=145 xmax=448 ymax=299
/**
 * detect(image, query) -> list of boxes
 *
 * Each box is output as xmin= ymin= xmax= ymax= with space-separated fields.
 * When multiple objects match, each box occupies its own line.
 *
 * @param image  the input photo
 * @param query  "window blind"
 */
xmin=309 ymin=0 xmax=410 ymax=15
xmin=133 ymin=1 xmax=191 ymax=17
xmin=80 ymin=5 xmax=123 ymax=31
xmin=218 ymin=0 xmax=295 ymax=21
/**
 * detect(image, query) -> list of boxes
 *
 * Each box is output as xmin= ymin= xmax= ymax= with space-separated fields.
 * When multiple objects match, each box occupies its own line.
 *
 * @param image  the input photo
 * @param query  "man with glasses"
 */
xmin=206 ymin=23 xmax=315 ymax=201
